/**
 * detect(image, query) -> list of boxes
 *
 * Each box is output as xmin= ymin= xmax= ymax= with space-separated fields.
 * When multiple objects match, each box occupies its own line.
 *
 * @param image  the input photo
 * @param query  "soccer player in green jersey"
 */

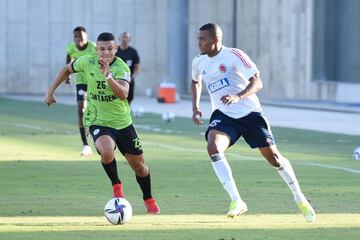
xmin=66 ymin=26 xmax=97 ymax=156
xmin=45 ymin=32 xmax=160 ymax=214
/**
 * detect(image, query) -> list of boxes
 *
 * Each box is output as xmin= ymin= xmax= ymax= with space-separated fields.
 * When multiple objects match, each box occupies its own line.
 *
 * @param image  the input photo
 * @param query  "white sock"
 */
xmin=211 ymin=153 xmax=241 ymax=201
xmin=276 ymin=157 xmax=306 ymax=203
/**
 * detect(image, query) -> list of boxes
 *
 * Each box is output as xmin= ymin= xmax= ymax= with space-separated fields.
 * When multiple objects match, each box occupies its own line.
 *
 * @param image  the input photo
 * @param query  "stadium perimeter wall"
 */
xmin=0 ymin=0 xmax=359 ymax=103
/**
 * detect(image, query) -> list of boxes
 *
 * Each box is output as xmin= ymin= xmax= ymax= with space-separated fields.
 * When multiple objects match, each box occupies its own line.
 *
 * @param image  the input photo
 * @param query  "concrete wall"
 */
xmin=0 ymin=0 xmax=168 ymax=95
xmin=187 ymin=0 xmax=360 ymax=103
xmin=231 ymin=0 xmax=360 ymax=103
xmin=0 ymin=0 xmax=359 ymax=103
xmin=235 ymin=0 xmax=314 ymax=100
xmin=187 ymin=0 xmax=235 ymax=94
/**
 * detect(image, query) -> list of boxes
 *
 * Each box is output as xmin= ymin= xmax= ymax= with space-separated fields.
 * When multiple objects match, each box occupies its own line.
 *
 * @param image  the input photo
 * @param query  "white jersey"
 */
xmin=192 ymin=47 xmax=262 ymax=118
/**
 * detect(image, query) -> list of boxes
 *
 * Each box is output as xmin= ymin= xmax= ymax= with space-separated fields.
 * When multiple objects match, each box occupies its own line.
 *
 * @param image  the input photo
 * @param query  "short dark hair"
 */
xmin=73 ymin=26 xmax=87 ymax=33
xmin=97 ymin=32 xmax=115 ymax=41
xmin=199 ymin=23 xmax=221 ymax=39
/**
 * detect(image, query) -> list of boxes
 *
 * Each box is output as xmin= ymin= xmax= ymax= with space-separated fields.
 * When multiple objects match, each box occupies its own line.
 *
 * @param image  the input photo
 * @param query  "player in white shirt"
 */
xmin=191 ymin=23 xmax=315 ymax=222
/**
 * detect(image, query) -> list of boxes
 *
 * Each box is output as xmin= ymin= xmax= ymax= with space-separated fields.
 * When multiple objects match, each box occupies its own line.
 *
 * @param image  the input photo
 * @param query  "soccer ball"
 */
xmin=353 ymin=146 xmax=360 ymax=161
xmin=162 ymin=111 xmax=175 ymax=122
xmin=132 ymin=106 xmax=145 ymax=117
xmin=104 ymin=197 xmax=133 ymax=225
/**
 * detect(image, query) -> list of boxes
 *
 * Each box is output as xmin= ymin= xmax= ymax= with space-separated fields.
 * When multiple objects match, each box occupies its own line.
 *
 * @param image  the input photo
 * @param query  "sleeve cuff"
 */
xmin=71 ymin=61 xmax=77 ymax=73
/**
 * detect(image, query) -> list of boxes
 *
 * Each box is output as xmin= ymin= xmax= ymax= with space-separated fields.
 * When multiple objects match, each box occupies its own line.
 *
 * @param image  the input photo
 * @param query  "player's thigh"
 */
xmin=95 ymin=135 xmax=116 ymax=154
xmin=89 ymin=125 xmax=116 ymax=154
xmin=207 ymin=129 xmax=231 ymax=154
xmin=205 ymin=110 xmax=241 ymax=154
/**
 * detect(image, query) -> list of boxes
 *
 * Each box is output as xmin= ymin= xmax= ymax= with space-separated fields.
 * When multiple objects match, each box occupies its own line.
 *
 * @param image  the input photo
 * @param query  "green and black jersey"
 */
xmin=72 ymin=55 xmax=132 ymax=130
xmin=66 ymin=41 xmax=97 ymax=84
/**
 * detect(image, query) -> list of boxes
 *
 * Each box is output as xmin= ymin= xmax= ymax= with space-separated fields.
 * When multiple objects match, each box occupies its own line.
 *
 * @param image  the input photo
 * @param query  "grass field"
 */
xmin=0 ymin=98 xmax=360 ymax=240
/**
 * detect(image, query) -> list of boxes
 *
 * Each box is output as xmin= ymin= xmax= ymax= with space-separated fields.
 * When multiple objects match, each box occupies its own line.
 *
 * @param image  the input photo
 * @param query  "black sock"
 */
xmin=136 ymin=173 xmax=152 ymax=200
xmin=79 ymin=127 xmax=89 ymax=145
xmin=102 ymin=159 xmax=121 ymax=185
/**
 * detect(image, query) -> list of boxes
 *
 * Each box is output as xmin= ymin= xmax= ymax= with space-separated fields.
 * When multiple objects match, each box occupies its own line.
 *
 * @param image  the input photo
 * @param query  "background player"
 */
xmin=191 ymin=23 xmax=315 ymax=222
xmin=65 ymin=26 xmax=96 ymax=156
xmin=115 ymin=32 xmax=140 ymax=105
xmin=45 ymin=32 xmax=160 ymax=214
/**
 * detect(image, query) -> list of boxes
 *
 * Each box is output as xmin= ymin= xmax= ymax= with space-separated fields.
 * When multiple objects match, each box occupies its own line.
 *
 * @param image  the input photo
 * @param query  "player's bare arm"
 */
xmin=108 ymin=78 xmax=129 ymax=100
xmin=220 ymin=73 xmax=263 ymax=105
xmin=99 ymin=57 xmax=129 ymax=100
xmin=44 ymin=64 xmax=74 ymax=107
xmin=191 ymin=80 xmax=204 ymax=125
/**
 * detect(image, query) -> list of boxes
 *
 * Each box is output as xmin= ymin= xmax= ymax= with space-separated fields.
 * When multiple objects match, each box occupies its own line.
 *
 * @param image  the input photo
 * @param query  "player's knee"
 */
xmin=98 ymin=148 xmax=114 ymax=163
xmin=207 ymin=142 xmax=219 ymax=156
xmin=133 ymin=164 xmax=148 ymax=177
xmin=269 ymin=159 xmax=281 ymax=168
xmin=266 ymin=154 xmax=281 ymax=168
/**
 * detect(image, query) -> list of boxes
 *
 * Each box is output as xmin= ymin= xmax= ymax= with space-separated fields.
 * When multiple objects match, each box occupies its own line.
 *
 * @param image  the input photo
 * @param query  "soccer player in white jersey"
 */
xmin=191 ymin=23 xmax=315 ymax=222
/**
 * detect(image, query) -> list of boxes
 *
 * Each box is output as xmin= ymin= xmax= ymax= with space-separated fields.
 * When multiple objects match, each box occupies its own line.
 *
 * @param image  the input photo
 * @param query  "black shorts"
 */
xmin=76 ymin=84 xmax=87 ymax=101
xmin=89 ymin=124 xmax=143 ymax=155
xmin=205 ymin=110 xmax=275 ymax=149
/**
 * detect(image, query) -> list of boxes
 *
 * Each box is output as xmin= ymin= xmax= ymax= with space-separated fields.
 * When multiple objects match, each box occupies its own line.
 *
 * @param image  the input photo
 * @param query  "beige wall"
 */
xmin=187 ymin=0 xmax=360 ymax=103
xmin=186 ymin=0 xmax=315 ymax=100
xmin=235 ymin=0 xmax=314 ymax=100
xmin=1 ymin=0 xmax=359 ymax=102
xmin=187 ymin=0 xmax=235 ymax=94
xmin=0 ymin=0 xmax=168 ymax=95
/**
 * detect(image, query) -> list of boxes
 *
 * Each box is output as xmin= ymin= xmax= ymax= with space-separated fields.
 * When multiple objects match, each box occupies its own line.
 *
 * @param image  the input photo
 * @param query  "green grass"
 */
xmin=0 ymin=98 xmax=360 ymax=240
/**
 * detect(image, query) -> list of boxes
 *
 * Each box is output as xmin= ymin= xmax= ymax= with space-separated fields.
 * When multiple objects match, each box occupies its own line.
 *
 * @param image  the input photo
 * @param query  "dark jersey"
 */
xmin=115 ymin=46 xmax=140 ymax=75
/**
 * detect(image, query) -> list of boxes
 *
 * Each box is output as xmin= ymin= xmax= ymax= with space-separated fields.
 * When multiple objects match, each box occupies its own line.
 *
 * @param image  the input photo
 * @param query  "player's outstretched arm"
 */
xmin=44 ymin=64 xmax=73 ymax=107
xmin=191 ymin=80 xmax=203 ymax=125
